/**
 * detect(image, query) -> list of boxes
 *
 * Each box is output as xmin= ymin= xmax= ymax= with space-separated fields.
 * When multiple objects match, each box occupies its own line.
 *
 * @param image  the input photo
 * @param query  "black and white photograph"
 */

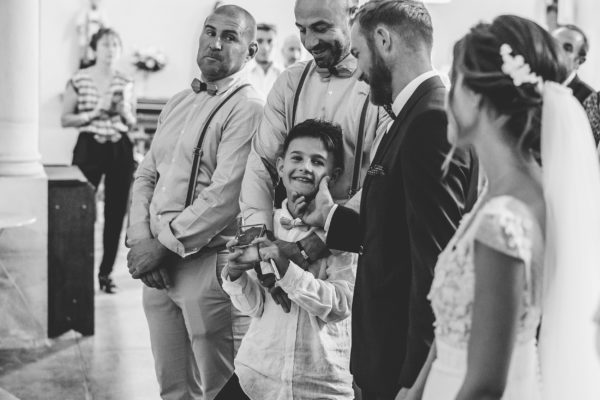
xmin=1 ymin=0 xmax=599 ymax=399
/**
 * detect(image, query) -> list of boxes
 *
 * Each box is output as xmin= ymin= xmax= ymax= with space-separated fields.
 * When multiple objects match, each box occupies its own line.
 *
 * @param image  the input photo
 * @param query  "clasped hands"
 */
xmin=127 ymin=238 xmax=175 ymax=290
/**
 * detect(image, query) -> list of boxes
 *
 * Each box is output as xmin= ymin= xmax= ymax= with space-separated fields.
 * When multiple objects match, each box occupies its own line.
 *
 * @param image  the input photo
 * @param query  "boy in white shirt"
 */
xmin=220 ymin=119 xmax=356 ymax=400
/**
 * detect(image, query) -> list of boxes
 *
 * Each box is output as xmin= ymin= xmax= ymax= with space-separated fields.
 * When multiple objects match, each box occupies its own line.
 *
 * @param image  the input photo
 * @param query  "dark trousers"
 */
xmin=73 ymin=133 xmax=134 ymax=277
xmin=214 ymin=374 xmax=250 ymax=400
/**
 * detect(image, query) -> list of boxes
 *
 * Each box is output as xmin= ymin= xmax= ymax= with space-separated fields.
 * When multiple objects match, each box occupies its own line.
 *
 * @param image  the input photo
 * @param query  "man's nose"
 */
xmin=304 ymin=31 xmax=319 ymax=50
xmin=210 ymin=36 xmax=222 ymax=50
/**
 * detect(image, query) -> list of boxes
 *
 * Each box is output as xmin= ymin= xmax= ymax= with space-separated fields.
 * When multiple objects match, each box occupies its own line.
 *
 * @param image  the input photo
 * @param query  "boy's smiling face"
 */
xmin=277 ymin=137 xmax=340 ymax=200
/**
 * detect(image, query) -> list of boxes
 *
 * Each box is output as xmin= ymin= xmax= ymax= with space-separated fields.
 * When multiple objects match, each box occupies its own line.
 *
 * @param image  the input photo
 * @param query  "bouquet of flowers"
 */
xmin=133 ymin=47 xmax=167 ymax=72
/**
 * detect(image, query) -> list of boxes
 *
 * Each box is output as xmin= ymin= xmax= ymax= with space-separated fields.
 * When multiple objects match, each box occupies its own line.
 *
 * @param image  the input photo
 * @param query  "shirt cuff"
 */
xmin=276 ymin=262 xmax=305 ymax=293
xmin=221 ymin=267 xmax=249 ymax=296
xmin=126 ymin=221 xmax=153 ymax=247
xmin=157 ymin=223 xmax=189 ymax=257
xmin=324 ymin=204 xmax=339 ymax=233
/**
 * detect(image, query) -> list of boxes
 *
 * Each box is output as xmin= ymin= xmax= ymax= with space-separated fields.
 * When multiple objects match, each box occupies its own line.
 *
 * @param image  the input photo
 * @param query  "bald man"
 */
xmin=281 ymin=33 xmax=303 ymax=67
xmin=553 ymin=25 xmax=600 ymax=143
xmin=126 ymin=5 xmax=263 ymax=399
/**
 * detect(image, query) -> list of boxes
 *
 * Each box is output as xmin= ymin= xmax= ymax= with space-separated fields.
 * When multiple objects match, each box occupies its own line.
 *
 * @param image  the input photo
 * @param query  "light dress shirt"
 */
xmin=222 ymin=199 xmax=357 ymax=400
xmin=127 ymin=69 xmax=264 ymax=256
xmin=246 ymin=60 xmax=283 ymax=101
xmin=240 ymin=54 xmax=391 ymax=230
xmin=325 ymin=70 xmax=438 ymax=232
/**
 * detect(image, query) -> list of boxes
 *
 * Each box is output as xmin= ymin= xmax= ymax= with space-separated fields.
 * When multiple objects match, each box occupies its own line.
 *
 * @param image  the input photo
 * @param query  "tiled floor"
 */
xmin=0 ymin=201 xmax=160 ymax=400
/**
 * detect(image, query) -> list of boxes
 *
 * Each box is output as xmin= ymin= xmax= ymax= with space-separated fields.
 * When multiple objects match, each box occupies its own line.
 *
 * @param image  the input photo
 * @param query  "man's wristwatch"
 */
xmin=296 ymin=241 xmax=311 ymax=265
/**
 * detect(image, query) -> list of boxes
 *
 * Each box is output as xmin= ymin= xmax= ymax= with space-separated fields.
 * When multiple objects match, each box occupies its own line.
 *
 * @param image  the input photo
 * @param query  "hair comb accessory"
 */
xmin=499 ymin=44 xmax=543 ymax=91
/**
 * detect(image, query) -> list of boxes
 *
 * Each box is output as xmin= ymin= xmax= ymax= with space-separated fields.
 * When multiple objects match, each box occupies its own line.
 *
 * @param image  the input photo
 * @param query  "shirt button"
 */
xmin=328 ymin=91 xmax=332 ymax=95
xmin=358 ymin=245 xmax=364 ymax=256
xmin=162 ymin=186 xmax=166 ymax=192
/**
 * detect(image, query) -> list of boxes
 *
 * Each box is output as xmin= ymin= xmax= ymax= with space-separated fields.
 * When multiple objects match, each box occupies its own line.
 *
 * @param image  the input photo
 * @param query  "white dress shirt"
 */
xmin=246 ymin=60 xmax=283 ymax=101
xmin=222 ymin=200 xmax=357 ymax=399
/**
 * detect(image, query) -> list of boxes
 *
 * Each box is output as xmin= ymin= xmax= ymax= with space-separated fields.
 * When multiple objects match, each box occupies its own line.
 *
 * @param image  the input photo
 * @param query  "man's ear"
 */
xmin=276 ymin=156 xmax=285 ymax=178
xmin=248 ymin=41 xmax=258 ymax=59
xmin=373 ymin=25 xmax=392 ymax=55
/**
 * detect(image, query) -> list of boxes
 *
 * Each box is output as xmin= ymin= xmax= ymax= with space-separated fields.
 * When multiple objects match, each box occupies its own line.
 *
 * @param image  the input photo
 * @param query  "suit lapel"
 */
xmin=360 ymin=76 xmax=445 ymax=220
xmin=371 ymin=76 xmax=444 ymax=165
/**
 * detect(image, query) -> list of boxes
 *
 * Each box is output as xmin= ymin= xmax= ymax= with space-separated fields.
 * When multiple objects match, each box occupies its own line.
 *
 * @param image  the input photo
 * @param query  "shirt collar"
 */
xmin=564 ymin=71 xmax=577 ymax=86
xmin=199 ymin=68 xmax=247 ymax=95
xmin=391 ymin=70 xmax=438 ymax=116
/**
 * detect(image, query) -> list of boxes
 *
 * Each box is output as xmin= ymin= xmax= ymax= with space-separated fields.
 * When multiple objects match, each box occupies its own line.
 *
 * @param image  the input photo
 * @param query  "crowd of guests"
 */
xmin=62 ymin=0 xmax=600 ymax=399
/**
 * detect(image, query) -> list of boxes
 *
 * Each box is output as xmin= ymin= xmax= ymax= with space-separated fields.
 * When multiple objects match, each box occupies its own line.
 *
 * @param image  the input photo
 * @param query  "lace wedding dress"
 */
xmin=422 ymin=195 xmax=543 ymax=400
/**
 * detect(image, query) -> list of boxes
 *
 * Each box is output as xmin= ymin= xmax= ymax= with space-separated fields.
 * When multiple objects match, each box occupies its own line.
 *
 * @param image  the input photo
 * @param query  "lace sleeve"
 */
xmin=474 ymin=199 xmax=534 ymax=267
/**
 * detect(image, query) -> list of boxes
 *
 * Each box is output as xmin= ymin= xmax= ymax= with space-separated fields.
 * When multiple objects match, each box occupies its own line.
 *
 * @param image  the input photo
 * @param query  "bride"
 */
xmin=413 ymin=14 xmax=600 ymax=400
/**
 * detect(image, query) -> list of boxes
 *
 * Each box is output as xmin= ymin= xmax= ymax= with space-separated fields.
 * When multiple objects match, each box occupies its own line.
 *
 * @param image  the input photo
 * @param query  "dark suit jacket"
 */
xmin=327 ymin=76 xmax=478 ymax=396
xmin=568 ymin=74 xmax=595 ymax=105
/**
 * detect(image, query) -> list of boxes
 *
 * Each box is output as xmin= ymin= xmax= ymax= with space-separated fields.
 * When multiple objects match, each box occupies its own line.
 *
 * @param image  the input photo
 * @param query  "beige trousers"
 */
xmin=143 ymin=250 xmax=250 ymax=400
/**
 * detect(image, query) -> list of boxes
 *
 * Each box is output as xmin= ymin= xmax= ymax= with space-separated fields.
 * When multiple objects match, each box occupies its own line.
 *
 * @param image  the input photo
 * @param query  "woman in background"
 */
xmin=61 ymin=27 xmax=136 ymax=294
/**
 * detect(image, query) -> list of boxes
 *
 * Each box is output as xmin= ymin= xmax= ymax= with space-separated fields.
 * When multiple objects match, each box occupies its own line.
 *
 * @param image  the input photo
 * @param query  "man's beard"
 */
xmin=369 ymin=51 xmax=393 ymax=106
xmin=311 ymin=39 xmax=345 ymax=69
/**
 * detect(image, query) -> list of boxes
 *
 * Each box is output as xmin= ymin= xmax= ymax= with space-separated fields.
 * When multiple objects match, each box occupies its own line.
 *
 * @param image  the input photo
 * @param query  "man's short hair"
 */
xmin=354 ymin=0 xmax=433 ymax=51
xmin=212 ymin=5 xmax=257 ymax=42
xmin=257 ymin=23 xmax=277 ymax=34
xmin=282 ymin=119 xmax=345 ymax=172
xmin=562 ymin=24 xmax=590 ymax=59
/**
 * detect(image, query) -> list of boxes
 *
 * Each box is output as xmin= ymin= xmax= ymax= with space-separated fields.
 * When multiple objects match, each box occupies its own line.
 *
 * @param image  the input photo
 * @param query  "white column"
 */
xmin=0 ymin=0 xmax=43 ymax=177
xmin=0 ymin=0 xmax=48 ymax=348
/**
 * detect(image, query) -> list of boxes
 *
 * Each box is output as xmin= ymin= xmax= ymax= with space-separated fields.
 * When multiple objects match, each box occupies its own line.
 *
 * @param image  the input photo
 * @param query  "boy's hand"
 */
xmin=288 ymin=191 xmax=308 ymax=218
xmin=226 ymin=248 xmax=257 ymax=281
xmin=226 ymin=238 xmax=259 ymax=281
xmin=302 ymin=176 xmax=335 ymax=228
xmin=227 ymin=237 xmax=261 ymax=263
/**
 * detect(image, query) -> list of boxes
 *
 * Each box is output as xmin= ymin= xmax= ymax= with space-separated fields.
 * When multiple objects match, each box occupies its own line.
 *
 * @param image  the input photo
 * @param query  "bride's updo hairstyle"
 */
xmin=452 ymin=15 xmax=567 ymax=157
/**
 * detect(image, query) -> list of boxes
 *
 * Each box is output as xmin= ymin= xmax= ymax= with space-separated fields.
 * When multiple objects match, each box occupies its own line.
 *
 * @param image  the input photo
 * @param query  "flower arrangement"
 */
xmin=133 ymin=47 xmax=167 ymax=72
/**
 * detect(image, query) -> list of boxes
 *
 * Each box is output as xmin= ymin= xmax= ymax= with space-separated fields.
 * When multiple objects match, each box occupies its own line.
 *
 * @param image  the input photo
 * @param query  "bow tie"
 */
xmin=382 ymin=103 xmax=397 ymax=120
xmin=315 ymin=64 xmax=354 ymax=80
xmin=191 ymin=78 xmax=218 ymax=95
xmin=280 ymin=216 xmax=308 ymax=230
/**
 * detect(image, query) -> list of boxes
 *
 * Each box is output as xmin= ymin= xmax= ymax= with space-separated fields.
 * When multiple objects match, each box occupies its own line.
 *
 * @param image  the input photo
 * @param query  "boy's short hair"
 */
xmin=282 ymin=119 xmax=345 ymax=172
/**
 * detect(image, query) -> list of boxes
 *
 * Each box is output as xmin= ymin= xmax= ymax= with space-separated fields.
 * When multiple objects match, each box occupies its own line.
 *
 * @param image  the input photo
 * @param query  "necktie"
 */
xmin=280 ymin=216 xmax=308 ymax=230
xmin=382 ymin=103 xmax=396 ymax=120
xmin=191 ymin=78 xmax=218 ymax=95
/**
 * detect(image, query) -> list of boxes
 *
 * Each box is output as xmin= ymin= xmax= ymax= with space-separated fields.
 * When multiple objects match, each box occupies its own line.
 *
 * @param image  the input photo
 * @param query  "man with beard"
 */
xmin=302 ymin=1 xmax=478 ymax=399
xmin=126 ymin=5 xmax=263 ymax=399
xmin=239 ymin=0 xmax=390 ymax=269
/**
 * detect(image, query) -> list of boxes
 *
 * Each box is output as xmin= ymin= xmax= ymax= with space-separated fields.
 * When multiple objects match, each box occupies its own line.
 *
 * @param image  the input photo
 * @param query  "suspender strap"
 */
xmin=291 ymin=60 xmax=314 ymax=127
xmin=348 ymin=94 xmax=371 ymax=198
xmin=185 ymin=83 xmax=250 ymax=207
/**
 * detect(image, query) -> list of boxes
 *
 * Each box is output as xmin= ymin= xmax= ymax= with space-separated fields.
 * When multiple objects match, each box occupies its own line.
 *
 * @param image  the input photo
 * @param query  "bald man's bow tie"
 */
xmin=191 ymin=78 xmax=218 ymax=95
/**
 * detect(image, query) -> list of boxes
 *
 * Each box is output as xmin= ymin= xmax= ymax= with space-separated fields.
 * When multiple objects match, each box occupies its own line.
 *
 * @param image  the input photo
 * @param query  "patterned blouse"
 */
xmin=428 ymin=196 xmax=544 ymax=348
xmin=69 ymin=69 xmax=133 ymax=137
